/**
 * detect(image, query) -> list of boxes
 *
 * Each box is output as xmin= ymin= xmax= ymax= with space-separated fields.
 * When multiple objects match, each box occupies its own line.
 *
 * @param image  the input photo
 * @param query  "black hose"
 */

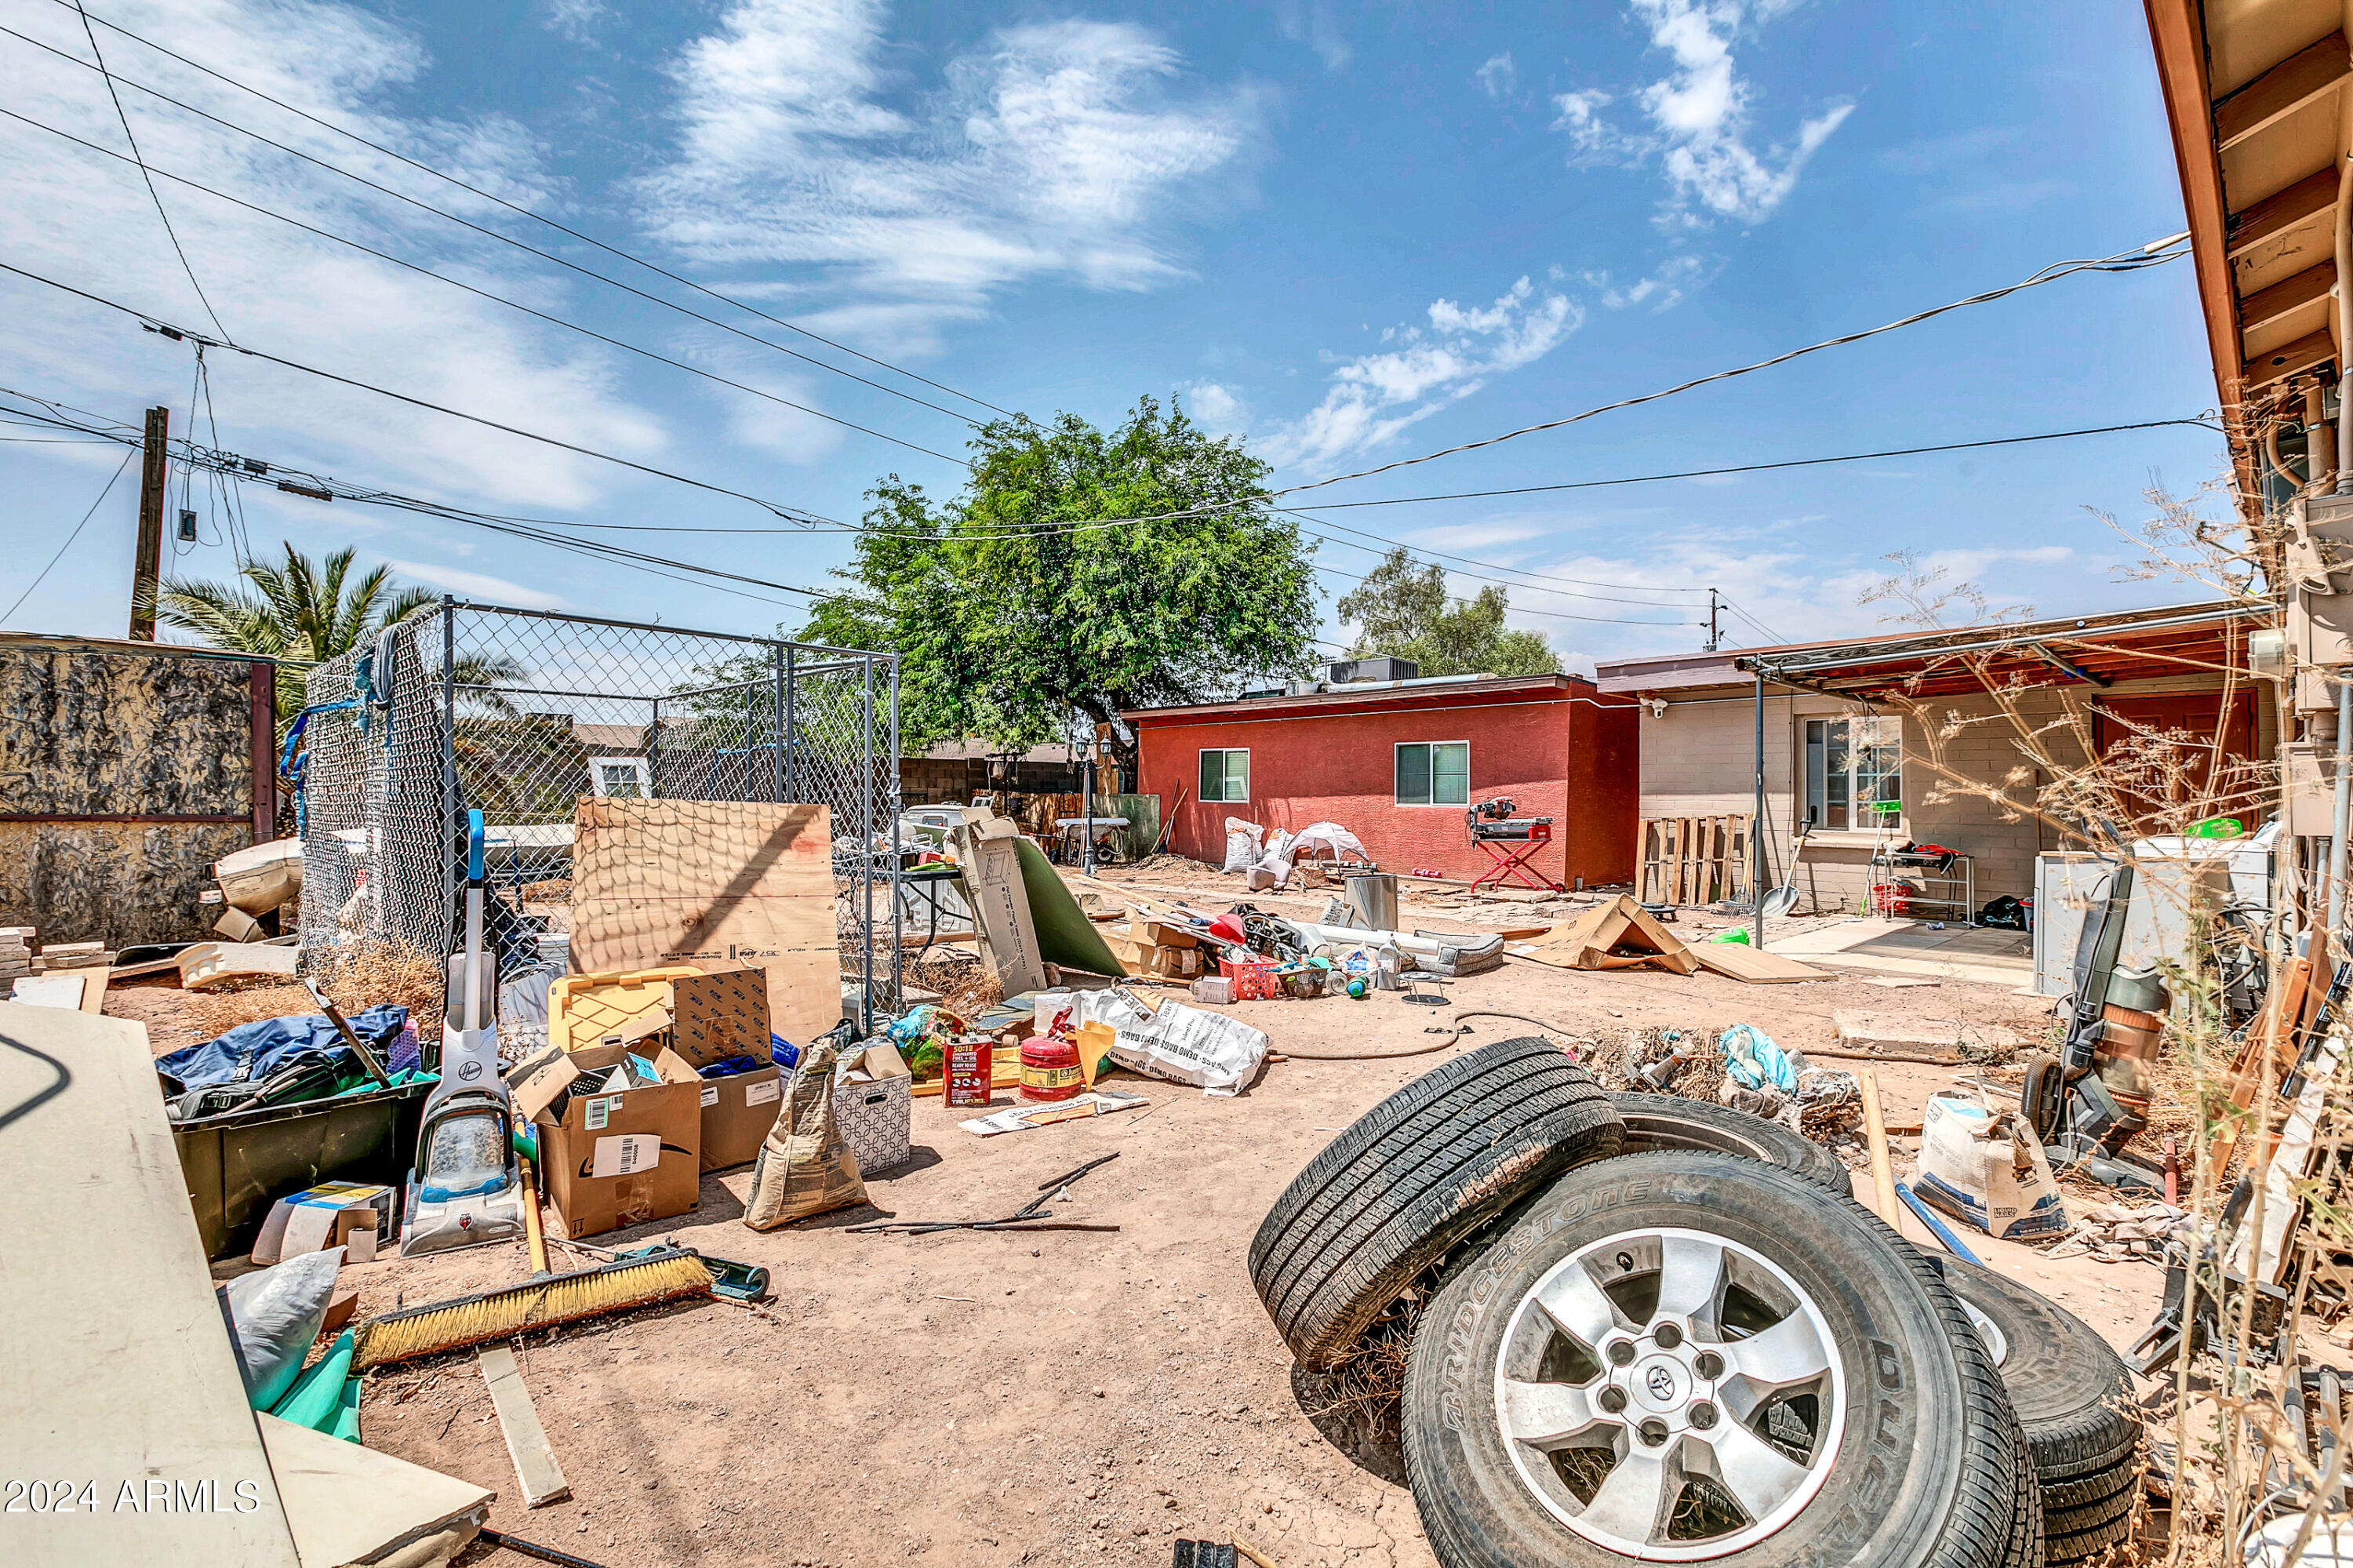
xmin=1277 ymin=1008 xmax=1587 ymax=1061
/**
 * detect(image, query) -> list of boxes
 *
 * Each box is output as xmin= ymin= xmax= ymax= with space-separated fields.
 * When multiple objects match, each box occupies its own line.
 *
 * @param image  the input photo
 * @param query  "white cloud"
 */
xmin=1276 ymin=0 xmax=1352 ymax=71
xmin=1585 ymin=254 xmax=1709 ymax=310
xmin=1475 ymin=53 xmax=1517 ymax=100
xmin=387 ymin=558 xmax=569 ymax=609
xmin=0 ymin=0 xmax=672 ymax=513
xmin=639 ymin=1 xmax=1262 ymax=337
xmin=1551 ymin=0 xmax=1851 ymax=224
xmin=1178 ymin=380 xmax=1251 ymax=436
xmin=1264 ymin=277 xmax=1582 ymax=470
xmin=540 ymin=0 xmax=611 ymax=43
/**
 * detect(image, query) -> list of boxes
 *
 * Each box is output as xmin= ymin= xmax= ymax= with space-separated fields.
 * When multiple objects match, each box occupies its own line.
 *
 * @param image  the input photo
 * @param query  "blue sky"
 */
xmin=0 ymin=0 xmax=2222 ymax=671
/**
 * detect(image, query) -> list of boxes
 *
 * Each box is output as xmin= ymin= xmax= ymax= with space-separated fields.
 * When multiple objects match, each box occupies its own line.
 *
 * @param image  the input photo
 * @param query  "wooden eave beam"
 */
xmin=2246 ymin=325 xmax=2338 ymax=388
xmin=2241 ymin=259 xmax=2337 ymax=333
xmin=2227 ymin=169 xmax=2340 ymax=258
xmin=2214 ymin=31 xmax=2352 ymax=151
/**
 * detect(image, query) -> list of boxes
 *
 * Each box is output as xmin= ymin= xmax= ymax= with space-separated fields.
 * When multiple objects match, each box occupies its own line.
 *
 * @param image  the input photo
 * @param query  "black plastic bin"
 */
xmin=173 ymin=1078 xmax=432 ymax=1260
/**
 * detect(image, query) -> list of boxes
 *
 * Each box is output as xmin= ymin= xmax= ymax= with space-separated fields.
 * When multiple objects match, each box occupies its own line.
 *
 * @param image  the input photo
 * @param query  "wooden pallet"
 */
xmin=1636 ymin=815 xmax=1751 ymax=906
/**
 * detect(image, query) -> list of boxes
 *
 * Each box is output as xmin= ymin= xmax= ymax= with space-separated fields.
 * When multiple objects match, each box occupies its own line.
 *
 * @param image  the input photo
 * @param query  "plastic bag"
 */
xmin=220 ymin=1248 xmax=345 ymax=1409
xmin=1914 ymin=1091 xmax=2069 ymax=1241
xmin=1222 ymin=818 xmax=1264 ymax=874
xmin=1718 ymin=1024 xmax=1798 ymax=1094
xmin=743 ymin=1040 xmax=868 ymax=1229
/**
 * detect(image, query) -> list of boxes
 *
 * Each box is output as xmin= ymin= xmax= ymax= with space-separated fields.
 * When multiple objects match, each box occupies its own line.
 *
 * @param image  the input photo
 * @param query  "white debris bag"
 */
xmin=219 ymin=1248 xmax=345 ymax=1409
xmin=1222 ymin=818 xmax=1264 ymax=874
xmin=1109 ymin=999 xmax=1269 ymax=1096
xmin=1289 ymin=821 xmax=1369 ymax=864
xmin=1913 ymin=1090 xmax=2070 ymax=1241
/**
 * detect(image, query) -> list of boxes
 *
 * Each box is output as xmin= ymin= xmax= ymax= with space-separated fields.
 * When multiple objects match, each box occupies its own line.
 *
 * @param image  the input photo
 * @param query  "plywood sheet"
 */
xmin=0 ymin=1003 xmax=300 ymax=1567
xmin=1686 ymin=942 xmax=1827 ymax=984
xmin=569 ymin=799 xmax=839 ymax=1045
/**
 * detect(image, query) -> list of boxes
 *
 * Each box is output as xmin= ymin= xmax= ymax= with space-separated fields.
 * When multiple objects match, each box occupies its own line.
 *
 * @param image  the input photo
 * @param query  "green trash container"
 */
xmin=173 ymin=1078 xmax=433 ymax=1260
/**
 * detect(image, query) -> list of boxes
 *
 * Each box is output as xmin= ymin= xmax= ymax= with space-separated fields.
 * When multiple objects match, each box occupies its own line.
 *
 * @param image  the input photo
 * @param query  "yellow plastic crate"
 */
xmin=547 ymin=966 xmax=704 ymax=1054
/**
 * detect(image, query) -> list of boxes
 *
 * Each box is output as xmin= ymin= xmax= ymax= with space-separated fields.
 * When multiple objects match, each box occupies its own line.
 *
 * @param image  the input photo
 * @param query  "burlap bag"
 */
xmin=742 ymin=1040 xmax=867 ymax=1229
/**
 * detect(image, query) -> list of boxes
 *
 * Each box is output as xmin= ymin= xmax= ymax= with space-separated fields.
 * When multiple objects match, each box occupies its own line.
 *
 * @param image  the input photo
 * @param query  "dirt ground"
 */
xmin=122 ymin=884 xmax=2177 ymax=1568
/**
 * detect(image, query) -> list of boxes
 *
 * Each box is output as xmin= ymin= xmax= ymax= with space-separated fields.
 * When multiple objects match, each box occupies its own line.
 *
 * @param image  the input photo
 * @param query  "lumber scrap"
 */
xmin=476 ymin=1344 xmax=571 ymax=1508
xmin=1686 ymin=942 xmax=1826 ymax=984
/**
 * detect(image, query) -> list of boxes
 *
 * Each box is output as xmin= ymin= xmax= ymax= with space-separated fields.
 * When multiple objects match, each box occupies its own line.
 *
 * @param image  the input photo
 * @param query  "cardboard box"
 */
xmin=953 ymin=809 xmax=1046 ymax=994
xmin=569 ymin=799 xmax=842 ymax=1045
xmin=250 ymin=1181 xmax=395 ymax=1265
xmin=1103 ymin=930 xmax=1204 ymax=979
xmin=699 ymin=1067 xmax=783 ymax=1170
xmin=511 ymin=1041 xmax=703 ymax=1239
xmin=670 ymin=970 xmax=772 ymax=1068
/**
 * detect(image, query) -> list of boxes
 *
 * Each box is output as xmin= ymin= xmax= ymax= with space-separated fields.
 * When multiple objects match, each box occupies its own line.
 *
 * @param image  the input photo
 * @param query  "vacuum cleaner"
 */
xmin=400 ymin=809 xmax=527 ymax=1257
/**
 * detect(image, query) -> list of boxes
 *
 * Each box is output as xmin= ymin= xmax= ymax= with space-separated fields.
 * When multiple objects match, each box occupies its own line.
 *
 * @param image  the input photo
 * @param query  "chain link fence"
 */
xmin=298 ymin=600 xmax=903 ymax=1021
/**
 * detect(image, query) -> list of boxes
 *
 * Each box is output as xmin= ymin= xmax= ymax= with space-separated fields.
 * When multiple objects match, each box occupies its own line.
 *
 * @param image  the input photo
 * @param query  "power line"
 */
xmin=0 ymin=104 xmax=967 ymax=466
xmin=1304 ymin=556 xmax=1702 ymax=628
xmin=0 ymin=256 xmax=860 ymax=526
xmin=0 ymin=19 xmax=995 ymax=432
xmin=1274 ymin=235 xmax=2194 ymax=499
xmin=1281 ymin=418 xmax=2224 ymax=511
xmin=68 ymin=0 xmax=225 ymax=341
xmin=1 ymin=444 xmax=134 ymax=624
xmin=43 ymin=0 xmax=1020 ymax=424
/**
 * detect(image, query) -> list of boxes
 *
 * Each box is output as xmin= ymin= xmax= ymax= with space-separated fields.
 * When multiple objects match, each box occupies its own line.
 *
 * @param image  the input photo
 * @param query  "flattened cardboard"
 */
xmin=522 ymin=1040 xmax=702 ymax=1239
xmin=670 ymin=969 xmax=771 ymax=1069
xmin=698 ymin=1065 xmax=783 ymax=1171
xmin=570 ymin=799 xmax=840 ymax=1045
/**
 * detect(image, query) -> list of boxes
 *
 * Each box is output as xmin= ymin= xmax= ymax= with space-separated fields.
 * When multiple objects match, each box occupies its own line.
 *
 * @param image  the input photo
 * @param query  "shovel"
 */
xmin=1760 ymin=824 xmax=1809 ymax=919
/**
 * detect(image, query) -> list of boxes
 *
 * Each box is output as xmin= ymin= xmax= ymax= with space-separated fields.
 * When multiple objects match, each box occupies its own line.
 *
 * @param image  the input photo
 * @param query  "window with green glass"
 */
xmin=1395 ymin=741 xmax=1469 ymax=806
xmin=1198 ymin=748 xmax=1249 ymax=802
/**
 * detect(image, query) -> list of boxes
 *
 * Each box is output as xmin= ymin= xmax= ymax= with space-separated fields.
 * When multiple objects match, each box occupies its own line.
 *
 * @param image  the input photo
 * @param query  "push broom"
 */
xmin=350 ymin=1140 xmax=726 ymax=1371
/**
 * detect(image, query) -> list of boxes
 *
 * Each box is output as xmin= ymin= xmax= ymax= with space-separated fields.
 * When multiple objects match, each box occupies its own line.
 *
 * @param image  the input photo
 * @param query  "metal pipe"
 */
xmin=1749 ymin=602 xmax=2266 ymax=678
xmin=439 ymin=598 xmax=457 ymax=953
xmin=423 ymin=598 xmax=878 ymax=655
xmin=888 ymin=654 xmax=903 ymax=1013
xmin=2332 ymin=676 xmax=2353 ymax=940
xmin=860 ymin=657 xmax=876 ymax=1029
xmin=2308 ymin=383 xmax=2337 ymax=492
xmin=771 ymin=645 xmax=786 ymax=803
xmin=784 ymin=646 xmax=798 ymax=801
xmin=2337 ymin=137 xmax=2352 ymax=494
xmin=1752 ymin=667 xmax=1766 ymax=948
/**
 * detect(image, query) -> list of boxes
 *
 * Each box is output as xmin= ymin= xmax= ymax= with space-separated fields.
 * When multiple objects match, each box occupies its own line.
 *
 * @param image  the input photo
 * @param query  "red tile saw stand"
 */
xmin=1464 ymin=797 xmax=1565 ymax=893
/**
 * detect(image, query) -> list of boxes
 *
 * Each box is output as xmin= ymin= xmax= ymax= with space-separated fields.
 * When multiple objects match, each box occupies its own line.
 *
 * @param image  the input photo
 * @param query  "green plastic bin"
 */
xmin=173 ymin=1078 xmax=432 ymax=1260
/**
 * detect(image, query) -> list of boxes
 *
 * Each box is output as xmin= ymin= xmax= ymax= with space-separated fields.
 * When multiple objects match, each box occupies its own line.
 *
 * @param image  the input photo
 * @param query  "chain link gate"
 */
xmin=297 ymin=600 xmax=903 ymax=1024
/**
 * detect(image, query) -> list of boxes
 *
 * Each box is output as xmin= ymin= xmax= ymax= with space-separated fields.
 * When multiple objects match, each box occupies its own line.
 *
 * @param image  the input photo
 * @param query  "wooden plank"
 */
xmin=477 ymin=1344 xmax=571 ymax=1508
xmin=2242 ymin=260 xmax=2336 ymax=333
xmin=2246 ymin=326 xmax=2338 ymax=389
xmin=2213 ymin=32 xmax=2351 ymax=151
xmin=1859 ymin=1069 xmax=1902 ymax=1227
xmin=2229 ymin=169 xmax=2339 ymax=256
xmin=1686 ymin=942 xmax=1827 ymax=984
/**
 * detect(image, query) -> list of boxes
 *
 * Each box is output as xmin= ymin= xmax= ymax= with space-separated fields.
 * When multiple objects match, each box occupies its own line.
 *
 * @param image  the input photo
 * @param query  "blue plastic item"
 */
xmin=770 ymin=1034 xmax=801 ymax=1070
xmin=1719 ymin=1024 xmax=1797 ymax=1093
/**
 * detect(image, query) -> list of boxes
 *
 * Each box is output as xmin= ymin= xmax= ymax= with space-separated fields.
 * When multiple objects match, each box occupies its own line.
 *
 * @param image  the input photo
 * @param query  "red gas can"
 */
xmin=1018 ymin=1034 xmax=1082 ymax=1101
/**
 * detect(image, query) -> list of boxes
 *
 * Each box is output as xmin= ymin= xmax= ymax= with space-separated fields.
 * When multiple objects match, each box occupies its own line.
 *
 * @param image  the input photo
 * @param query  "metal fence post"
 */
xmin=647 ymin=695 xmax=662 ymax=798
xmin=784 ymin=646 xmax=798 ymax=802
xmin=771 ymin=644 xmax=786 ymax=802
xmin=888 ymin=654 xmax=903 ymax=1011
xmin=860 ymin=654 xmax=876 ymax=1024
xmin=440 ymin=598 xmax=458 ymax=944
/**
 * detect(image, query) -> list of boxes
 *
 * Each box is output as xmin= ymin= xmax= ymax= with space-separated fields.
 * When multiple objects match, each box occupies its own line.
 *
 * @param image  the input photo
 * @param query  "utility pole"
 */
xmin=128 ymin=405 xmax=169 ymax=640
xmin=1705 ymin=588 xmax=1722 ymax=653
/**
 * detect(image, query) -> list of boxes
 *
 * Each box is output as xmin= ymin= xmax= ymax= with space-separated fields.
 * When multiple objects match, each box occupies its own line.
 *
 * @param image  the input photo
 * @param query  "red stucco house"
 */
xmin=1123 ymin=671 xmax=1639 ymax=886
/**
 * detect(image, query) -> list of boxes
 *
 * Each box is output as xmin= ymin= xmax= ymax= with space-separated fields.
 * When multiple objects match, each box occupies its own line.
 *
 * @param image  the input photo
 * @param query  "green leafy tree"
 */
xmin=147 ymin=543 xmax=517 ymax=730
xmin=802 ymin=397 xmax=1321 ymax=781
xmin=1336 ymin=547 xmax=1557 ymax=677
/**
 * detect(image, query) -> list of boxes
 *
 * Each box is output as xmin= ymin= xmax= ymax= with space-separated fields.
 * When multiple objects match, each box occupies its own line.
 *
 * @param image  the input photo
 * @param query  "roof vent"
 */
xmin=1326 ymin=656 xmax=1417 ymax=684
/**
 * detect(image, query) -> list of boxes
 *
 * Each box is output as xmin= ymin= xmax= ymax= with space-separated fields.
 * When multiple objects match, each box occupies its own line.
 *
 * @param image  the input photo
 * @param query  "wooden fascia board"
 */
xmin=2146 ymin=0 xmax=2258 ymax=513
xmin=2246 ymin=325 xmax=2338 ymax=387
xmin=2213 ymin=31 xmax=2351 ymax=151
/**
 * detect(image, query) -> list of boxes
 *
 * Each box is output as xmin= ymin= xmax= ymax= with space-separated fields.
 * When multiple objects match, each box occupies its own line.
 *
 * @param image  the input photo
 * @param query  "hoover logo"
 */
xmin=457 ymin=1060 xmax=482 ymax=1080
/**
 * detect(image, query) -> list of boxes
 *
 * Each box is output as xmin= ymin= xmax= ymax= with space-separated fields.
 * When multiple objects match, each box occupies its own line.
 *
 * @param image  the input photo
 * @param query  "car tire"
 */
xmin=1610 ymin=1092 xmax=1853 ymax=1195
xmin=1249 ymin=1037 xmax=1623 ymax=1370
xmin=1402 ymin=1151 xmax=2039 ymax=1568
xmin=1938 ymin=1260 xmax=2141 ymax=1566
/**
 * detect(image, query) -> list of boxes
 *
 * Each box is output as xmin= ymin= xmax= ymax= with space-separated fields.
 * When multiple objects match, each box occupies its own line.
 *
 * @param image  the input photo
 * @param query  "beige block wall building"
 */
xmin=1597 ymin=604 xmax=2268 ymax=917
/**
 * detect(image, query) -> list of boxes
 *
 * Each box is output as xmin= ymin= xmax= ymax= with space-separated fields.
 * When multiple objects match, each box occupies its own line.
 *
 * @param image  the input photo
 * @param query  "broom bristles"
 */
xmin=351 ymin=1250 xmax=714 ymax=1370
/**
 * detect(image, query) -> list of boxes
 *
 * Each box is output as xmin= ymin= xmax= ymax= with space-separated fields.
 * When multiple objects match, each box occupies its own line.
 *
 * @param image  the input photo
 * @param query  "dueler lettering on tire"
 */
xmin=1403 ymin=1152 xmax=2037 ymax=1568
xmin=1248 ymin=1037 xmax=1623 ymax=1370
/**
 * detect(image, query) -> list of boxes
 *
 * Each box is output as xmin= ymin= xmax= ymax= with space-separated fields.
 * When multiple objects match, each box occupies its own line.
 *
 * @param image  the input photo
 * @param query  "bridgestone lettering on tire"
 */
xmin=1249 ymin=1037 xmax=1623 ymax=1370
xmin=1939 ymin=1260 xmax=2140 ymax=1566
xmin=1609 ymin=1093 xmax=1852 ymax=1195
xmin=1403 ymin=1152 xmax=2040 ymax=1568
